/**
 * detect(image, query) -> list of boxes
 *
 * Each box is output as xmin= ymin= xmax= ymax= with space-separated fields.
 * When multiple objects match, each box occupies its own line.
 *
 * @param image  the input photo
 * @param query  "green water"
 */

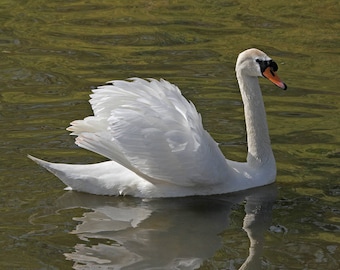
xmin=1 ymin=0 xmax=339 ymax=269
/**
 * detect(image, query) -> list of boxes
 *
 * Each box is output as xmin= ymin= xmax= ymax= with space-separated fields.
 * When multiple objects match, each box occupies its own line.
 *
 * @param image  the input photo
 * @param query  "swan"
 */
xmin=29 ymin=48 xmax=287 ymax=198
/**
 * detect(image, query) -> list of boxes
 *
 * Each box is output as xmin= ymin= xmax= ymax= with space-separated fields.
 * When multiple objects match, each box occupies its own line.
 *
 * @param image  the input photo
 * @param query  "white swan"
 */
xmin=29 ymin=48 xmax=287 ymax=198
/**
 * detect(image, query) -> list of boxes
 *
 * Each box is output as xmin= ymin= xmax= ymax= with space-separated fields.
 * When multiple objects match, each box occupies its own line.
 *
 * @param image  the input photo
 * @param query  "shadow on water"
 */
xmin=32 ymin=184 xmax=277 ymax=269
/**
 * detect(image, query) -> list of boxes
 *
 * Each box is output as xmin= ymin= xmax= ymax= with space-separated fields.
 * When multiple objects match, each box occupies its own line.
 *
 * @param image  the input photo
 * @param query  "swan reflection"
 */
xmin=55 ymin=184 xmax=277 ymax=269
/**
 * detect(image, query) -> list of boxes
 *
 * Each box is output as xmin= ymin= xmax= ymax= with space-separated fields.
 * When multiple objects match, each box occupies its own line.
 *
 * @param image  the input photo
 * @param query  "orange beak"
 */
xmin=263 ymin=67 xmax=287 ymax=90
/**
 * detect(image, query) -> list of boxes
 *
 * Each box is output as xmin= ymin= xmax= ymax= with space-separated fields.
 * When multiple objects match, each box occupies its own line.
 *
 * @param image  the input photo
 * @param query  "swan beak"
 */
xmin=263 ymin=67 xmax=287 ymax=90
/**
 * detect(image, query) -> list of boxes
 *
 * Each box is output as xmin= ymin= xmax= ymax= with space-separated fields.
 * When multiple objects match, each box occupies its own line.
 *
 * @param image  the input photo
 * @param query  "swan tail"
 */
xmin=27 ymin=155 xmax=152 ymax=196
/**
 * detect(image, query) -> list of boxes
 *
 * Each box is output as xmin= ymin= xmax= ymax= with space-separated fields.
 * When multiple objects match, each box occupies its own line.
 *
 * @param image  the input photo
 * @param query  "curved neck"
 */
xmin=236 ymin=72 xmax=274 ymax=167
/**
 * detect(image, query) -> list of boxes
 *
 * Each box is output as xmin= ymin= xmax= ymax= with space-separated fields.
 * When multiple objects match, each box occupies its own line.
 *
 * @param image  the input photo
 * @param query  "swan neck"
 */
xmin=237 ymin=72 xmax=274 ymax=167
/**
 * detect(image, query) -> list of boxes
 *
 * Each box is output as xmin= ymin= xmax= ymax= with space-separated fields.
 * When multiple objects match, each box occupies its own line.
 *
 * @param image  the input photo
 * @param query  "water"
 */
xmin=1 ymin=0 xmax=339 ymax=269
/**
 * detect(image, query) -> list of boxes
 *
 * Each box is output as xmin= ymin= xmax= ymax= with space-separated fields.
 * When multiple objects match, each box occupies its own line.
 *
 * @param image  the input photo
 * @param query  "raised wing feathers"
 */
xmin=68 ymin=78 xmax=228 ymax=186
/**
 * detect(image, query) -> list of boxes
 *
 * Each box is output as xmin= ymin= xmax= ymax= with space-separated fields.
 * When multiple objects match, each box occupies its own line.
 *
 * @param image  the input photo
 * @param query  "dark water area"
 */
xmin=0 ymin=0 xmax=339 ymax=269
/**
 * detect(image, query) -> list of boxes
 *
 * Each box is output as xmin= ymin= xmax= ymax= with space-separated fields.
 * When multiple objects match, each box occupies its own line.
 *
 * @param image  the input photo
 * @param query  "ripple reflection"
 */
xmin=53 ymin=184 xmax=277 ymax=269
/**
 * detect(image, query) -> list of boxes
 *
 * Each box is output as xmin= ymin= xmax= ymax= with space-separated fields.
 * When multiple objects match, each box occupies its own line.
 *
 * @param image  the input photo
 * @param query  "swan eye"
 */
xmin=256 ymin=59 xmax=278 ymax=73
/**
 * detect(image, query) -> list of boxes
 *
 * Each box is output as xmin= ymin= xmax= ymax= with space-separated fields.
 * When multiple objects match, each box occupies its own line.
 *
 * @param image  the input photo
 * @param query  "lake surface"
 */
xmin=1 ymin=0 xmax=339 ymax=269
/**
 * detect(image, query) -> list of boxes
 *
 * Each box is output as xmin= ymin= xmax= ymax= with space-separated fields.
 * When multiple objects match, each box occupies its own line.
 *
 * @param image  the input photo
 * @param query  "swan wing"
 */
xmin=68 ymin=78 xmax=228 ymax=186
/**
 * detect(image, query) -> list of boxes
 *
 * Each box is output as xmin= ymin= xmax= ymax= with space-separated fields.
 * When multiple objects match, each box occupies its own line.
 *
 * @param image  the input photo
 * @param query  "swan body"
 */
xmin=29 ymin=48 xmax=287 ymax=198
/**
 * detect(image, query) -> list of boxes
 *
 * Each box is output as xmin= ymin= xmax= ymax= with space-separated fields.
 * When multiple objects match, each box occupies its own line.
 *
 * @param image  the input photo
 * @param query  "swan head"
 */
xmin=236 ymin=48 xmax=287 ymax=90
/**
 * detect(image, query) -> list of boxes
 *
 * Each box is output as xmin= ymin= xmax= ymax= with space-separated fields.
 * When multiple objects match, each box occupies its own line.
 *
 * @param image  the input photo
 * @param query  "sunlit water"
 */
xmin=0 ymin=0 xmax=339 ymax=269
